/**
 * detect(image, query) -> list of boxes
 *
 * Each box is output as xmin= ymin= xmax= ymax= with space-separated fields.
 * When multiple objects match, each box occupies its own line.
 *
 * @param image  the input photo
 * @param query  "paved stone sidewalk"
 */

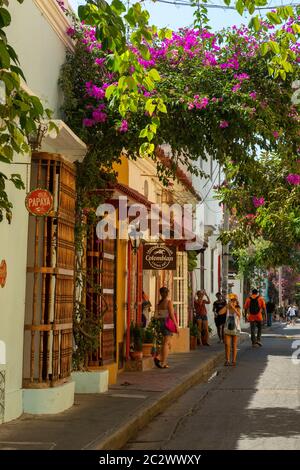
xmin=2 ymin=322 xmax=288 ymax=450
xmin=0 ymin=331 xmax=244 ymax=450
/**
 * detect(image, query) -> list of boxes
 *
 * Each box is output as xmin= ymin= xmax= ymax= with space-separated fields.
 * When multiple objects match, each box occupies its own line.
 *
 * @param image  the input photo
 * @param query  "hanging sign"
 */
xmin=0 ymin=260 xmax=7 ymax=288
xmin=143 ymin=244 xmax=177 ymax=271
xmin=25 ymin=189 xmax=53 ymax=216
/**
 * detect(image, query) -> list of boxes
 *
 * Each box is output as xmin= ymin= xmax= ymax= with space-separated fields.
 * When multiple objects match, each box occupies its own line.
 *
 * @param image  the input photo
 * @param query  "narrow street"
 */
xmin=126 ymin=322 xmax=300 ymax=450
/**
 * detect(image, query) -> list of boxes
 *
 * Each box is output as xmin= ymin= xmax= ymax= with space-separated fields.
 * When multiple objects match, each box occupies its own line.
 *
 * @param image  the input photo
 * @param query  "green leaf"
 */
xmin=279 ymin=69 xmax=286 ymax=80
xmin=10 ymin=174 xmax=25 ymax=190
xmin=236 ymin=0 xmax=245 ymax=16
xmin=111 ymin=0 xmax=126 ymax=15
xmin=0 ymin=7 xmax=11 ymax=28
xmin=139 ymin=128 xmax=148 ymax=139
xmin=269 ymin=41 xmax=280 ymax=54
xmin=10 ymin=65 xmax=25 ymax=81
xmin=157 ymin=101 xmax=167 ymax=113
xmin=125 ymin=76 xmax=137 ymax=91
xmin=145 ymin=99 xmax=156 ymax=116
xmin=267 ymin=12 xmax=282 ymax=25
xmin=261 ymin=43 xmax=269 ymax=56
xmin=252 ymin=16 xmax=261 ymax=32
xmin=282 ymin=61 xmax=293 ymax=73
xmin=30 ymin=95 xmax=44 ymax=116
xmin=149 ymin=68 xmax=161 ymax=82
xmin=105 ymin=84 xmax=116 ymax=101
xmin=0 ymin=40 xmax=11 ymax=69
xmin=139 ymin=44 xmax=150 ymax=60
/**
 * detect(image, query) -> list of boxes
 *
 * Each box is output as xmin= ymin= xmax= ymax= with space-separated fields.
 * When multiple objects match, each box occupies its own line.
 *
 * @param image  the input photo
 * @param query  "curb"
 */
xmin=85 ymin=333 xmax=249 ymax=450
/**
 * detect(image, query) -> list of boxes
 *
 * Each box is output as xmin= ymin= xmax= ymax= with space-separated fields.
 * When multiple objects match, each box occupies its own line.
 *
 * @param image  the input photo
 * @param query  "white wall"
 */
xmin=0 ymin=0 xmax=72 ymax=422
xmin=8 ymin=0 xmax=70 ymax=116
xmin=192 ymin=156 xmax=224 ymax=330
xmin=0 ymin=154 xmax=30 ymax=421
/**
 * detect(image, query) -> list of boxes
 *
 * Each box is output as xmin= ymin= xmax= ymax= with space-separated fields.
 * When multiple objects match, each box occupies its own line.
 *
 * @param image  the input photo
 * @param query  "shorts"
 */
xmin=215 ymin=315 xmax=226 ymax=327
xmin=196 ymin=315 xmax=208 ymax=321
xmin=159 ymin=318 xmax=173 ymax=337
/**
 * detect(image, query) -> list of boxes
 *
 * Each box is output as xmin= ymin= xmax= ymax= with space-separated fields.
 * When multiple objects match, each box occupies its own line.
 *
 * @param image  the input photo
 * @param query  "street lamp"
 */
xmin=128 ymin=225 xmax=144 ymax=253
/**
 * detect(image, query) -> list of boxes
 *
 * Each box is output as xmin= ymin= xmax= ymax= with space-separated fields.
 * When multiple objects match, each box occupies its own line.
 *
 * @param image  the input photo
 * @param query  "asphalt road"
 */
xmin=126 ymin=321 xmax=300 ymax=450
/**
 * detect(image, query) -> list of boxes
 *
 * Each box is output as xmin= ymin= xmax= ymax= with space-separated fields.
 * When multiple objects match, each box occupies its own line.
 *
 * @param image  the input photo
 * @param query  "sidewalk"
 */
xmin=0 ymin=331 xmax=251 ymax=450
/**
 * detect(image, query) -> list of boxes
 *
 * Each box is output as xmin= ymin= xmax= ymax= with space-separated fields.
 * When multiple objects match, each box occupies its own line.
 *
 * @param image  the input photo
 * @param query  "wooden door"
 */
xmin=23 ymin=153 xmax=75 ymax=387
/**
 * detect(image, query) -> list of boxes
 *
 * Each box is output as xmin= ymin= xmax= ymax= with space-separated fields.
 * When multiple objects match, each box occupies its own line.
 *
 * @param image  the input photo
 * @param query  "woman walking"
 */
xmin=194 ymin=290 xmax=211 ymax=346
xmin=224 ymin=294 xmax=241 ymax=366
xmin=154 ymin=287 xmax=179 ymax=369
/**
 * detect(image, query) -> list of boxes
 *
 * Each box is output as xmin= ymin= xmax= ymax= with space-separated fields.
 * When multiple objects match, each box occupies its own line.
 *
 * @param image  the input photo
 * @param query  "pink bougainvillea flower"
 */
xmin=249 ymin=91 xmax=257 ymax=100
xmin=286 ymin=173 xmax=300 ymax=185
xmin=232 ymin=83 xmax=241 ymax=93
xmin=195 ymin=97 xmax=209 ymax=109
xmin=273 ymin=131 xmax=279 ymax=139
xmin=83 ymin=118 xmax=94 ymax=127
xmin=234 ymin=73 xmax=250 ymax=81
xmin=118 ymin=120 xmax=128 ymax=133
xmin=188 ymin=102 xmax=194 ymax=110
xmin=245 ymin=214 xmax=256 ymax=220
xmin=95 ymin=58 xmax=106 ymax=67
xmin=66 ymin=27 xmax=75 ymax=37
xmin=56 ymin=0 xmax=66 ymax=12
xmin=92 ymin=110 xmax=107 ymax=123
xmin=220 ymin=120 xmax=229 ymax=128
xmin=253 ymin=196 xmax=265 ymax=208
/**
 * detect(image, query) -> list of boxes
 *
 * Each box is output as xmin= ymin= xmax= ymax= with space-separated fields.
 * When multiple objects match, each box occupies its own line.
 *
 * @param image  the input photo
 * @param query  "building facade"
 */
xmin=0 ymin=0 xmax=86 ymax=422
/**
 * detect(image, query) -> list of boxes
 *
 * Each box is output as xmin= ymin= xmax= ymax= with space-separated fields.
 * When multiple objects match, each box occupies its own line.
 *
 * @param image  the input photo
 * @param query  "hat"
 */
xmin=228 ymin=293 xmax=238 ymax=300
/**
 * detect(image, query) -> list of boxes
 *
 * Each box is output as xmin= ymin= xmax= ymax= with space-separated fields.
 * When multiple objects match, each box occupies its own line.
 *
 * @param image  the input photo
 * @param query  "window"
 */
xmin=173 ymin=252 xmax=188 ymax=327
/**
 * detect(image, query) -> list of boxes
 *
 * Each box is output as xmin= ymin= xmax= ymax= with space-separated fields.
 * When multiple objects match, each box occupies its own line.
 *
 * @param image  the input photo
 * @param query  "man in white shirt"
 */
xmin=287 ymin=305 xmax=296 ymax=325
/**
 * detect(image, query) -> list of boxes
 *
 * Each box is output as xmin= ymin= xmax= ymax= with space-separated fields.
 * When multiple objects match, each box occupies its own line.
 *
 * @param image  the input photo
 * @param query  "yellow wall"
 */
xmin=106 ymin=157 xmax=128 ymax=383
xmin=114 ymin=155 xmax=129 ymax=185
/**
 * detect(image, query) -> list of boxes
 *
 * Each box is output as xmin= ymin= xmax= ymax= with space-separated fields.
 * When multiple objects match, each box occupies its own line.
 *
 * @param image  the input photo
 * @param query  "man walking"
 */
xmin=244 ymin=289 xmax=266 ymax=347
xmin=266 ymin=298 xmax=275 ymax=327
xmin=213 ymin=292 xmax=227 ymax=343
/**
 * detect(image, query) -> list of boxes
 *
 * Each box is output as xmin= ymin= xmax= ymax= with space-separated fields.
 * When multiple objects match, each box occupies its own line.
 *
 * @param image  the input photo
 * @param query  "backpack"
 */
xmin=249 ymin=296 xmax=260 ymax=315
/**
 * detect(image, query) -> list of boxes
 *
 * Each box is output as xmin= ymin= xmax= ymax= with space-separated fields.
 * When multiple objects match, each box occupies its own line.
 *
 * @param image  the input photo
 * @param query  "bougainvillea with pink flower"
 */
xmin=58 ymin=2 xmax=300 ymax=265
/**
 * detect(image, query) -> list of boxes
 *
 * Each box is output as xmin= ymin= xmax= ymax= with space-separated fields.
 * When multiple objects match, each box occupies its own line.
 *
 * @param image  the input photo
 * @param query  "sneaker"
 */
xmin=252 ymin=342 xmax=258 ymax=348
xmin=256 ymin=341 xmax=262 ymax=347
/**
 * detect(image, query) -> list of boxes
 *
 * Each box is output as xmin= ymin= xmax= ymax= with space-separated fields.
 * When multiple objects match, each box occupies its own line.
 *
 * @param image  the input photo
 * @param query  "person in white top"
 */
xmin=287 ymin=305 xmax=296 ymax=325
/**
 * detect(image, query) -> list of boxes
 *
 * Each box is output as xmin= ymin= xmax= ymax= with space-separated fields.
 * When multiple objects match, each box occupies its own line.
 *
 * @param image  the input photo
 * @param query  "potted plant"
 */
xmin=146 ymin=317 xmax=163 ymax=358
xmin=189 ymin=321 xmax=198 ymax=350
xmin=142 ymin=327 xmax=154 ymax=357
xmin=130 ymin=323 xmax=143 ymax=360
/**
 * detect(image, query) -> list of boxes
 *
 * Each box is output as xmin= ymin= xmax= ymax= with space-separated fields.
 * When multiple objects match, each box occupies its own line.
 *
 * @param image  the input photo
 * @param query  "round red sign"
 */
xmin=25 ymin=188 xmax=53 ymax=216
xmin=0 ymin=260 xmax=7 ymax=288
